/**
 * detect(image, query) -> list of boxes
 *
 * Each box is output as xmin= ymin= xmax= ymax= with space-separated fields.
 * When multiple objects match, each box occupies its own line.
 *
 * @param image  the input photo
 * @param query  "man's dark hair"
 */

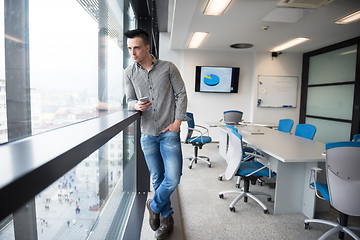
xmin=124 ymin=29 xmax=150 ymax=46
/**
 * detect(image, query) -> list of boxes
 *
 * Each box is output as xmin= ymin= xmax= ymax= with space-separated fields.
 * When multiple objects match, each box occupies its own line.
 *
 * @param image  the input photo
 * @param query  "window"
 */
xmin=0 ymin=1 xmax=7 ymax=144
xmin=0 ymin=0 xmax=141 ymax=239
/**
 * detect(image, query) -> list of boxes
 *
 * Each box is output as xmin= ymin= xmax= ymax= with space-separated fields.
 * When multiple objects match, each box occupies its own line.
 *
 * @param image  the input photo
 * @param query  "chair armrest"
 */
xmin=244 ymin=152 xmax=266 ymax=161
xmin=194 ymin=124 xmax=209 ymax=136
xmin=244 ymin=152 xmax=273 ymax=178
xmin=309 ymin=167 xmax=326 ymax=201
xmin=187 ymin=127 xmax=208 ymax=142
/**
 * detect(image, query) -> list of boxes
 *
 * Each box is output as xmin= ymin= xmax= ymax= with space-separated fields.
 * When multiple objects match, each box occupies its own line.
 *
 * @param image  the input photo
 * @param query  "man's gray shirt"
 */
xmin=124 ymin=57 xmax=188 ymax=136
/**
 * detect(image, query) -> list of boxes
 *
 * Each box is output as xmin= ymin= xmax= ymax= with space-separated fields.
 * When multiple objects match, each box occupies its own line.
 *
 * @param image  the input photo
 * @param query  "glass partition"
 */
xmin=306 ymin=84 xmax=354 ymax=120
xmin=306 ymin=117 xmax=352 ymax=143
xmin=304 ymin=42 xmax=358 ymax=143
xmin=308 ymin=45 xmax=357 ymax=85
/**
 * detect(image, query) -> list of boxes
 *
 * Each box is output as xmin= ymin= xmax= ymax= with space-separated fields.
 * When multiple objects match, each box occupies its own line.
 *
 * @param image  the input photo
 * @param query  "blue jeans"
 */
xmin=141 ymin=131 xmax=183 ymax=218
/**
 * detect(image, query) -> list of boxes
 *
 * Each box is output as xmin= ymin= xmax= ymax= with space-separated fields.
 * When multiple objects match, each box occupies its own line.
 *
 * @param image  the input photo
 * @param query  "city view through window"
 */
xmin=0 ymin=0 xmax=132 ymax=239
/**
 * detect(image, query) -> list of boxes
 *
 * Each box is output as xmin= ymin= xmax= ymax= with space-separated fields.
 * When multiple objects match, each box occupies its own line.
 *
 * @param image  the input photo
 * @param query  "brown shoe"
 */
xmin=147 ymin=199 xmax=160 ymax=231
xmin=154 ymin=214 xmax=174 ymax=240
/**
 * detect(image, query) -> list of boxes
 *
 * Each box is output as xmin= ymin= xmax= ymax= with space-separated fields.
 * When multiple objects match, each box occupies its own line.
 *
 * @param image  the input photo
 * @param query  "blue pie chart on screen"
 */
xmin=204 ymin=74 xmax=220 ymax=86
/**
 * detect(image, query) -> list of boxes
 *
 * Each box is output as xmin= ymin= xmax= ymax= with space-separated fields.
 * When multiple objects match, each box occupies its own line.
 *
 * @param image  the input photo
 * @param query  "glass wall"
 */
xmin=0 ymin=121 xmax=137 ymax=240
xmin=302 ymin=41 xmax=359 ymax=143
xmin=28 ymin=0 xmax=125 ymax=135
xmin=0 ymin=0 xmax=126 ymax=143
xmin=0 ymin=0 xmax=7 ymax=144
xmin=0 ymin=0 xmax=141 ymax=239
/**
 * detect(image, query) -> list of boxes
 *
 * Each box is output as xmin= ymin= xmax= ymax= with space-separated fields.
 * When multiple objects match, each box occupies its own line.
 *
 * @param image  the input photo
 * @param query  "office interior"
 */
xmin=1 ymin=0 xmax=360 ymax=239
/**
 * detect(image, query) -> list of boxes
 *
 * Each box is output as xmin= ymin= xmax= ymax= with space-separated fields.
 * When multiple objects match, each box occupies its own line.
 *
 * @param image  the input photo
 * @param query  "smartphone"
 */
xmin=139 ymin=97 xmax=150 ymax=103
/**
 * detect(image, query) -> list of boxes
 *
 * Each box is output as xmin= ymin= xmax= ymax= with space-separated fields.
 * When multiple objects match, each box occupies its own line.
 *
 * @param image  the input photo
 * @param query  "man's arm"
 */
xmin=124 ymin=71 xmax=152 ymax=111
xmin=124 ymin=71 xmax=138 ymax=110
xmin=169 ymin=62 xmax=189 ymax=121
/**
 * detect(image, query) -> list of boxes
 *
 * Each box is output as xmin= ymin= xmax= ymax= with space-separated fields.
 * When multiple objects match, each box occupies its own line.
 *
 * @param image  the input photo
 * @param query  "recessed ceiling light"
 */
xmin=203 ymin=0 xmax=232 ymax=16
xmin=230 ymin=43 xmax=254 ymax=49
xmin=335 ymin=10 xmax=360 ymax=24
xmin=270 ymin=37 xmax=309 ymax=52
xmin=188 ymin=32 xmax=208 ymax=48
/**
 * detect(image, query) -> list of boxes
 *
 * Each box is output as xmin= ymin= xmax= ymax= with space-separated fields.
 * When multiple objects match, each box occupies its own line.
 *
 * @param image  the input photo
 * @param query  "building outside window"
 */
xmin=0 ymin=0 xmax=138 ymax=239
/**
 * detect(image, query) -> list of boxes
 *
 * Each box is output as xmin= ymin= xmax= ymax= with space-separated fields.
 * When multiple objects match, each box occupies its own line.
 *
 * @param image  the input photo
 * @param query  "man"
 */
xmin=124 ymin=28 xmax=188 ymax=240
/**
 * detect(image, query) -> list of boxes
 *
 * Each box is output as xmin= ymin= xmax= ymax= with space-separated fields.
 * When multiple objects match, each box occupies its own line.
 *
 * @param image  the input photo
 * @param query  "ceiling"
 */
xmin=161 ymin=0 xmax=360 ymax=53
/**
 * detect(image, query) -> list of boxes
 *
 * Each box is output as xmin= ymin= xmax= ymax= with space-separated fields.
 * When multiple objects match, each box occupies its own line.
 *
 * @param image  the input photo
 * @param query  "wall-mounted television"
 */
xmin=195 ymin=66 xmax=240 ymax=93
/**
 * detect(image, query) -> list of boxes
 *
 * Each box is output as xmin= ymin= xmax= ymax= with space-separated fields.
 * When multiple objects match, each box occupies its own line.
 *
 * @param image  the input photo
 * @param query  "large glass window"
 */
xmin=0 ymin=121 xmax=137 ymax=240
xmin=0 ymin=0 xmax=7 ymax=144
xmin=1 ymin=0 xmax=126 ymax=141
xmin=0 ymin=0 xmax=142 ymax=239
xmin=29 ymin=0 xmax=124 ymax=133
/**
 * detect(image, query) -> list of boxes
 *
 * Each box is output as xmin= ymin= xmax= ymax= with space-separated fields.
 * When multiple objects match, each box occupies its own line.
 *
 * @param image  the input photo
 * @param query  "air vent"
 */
xmin=277 ymin=0 xmax=334 ymax=9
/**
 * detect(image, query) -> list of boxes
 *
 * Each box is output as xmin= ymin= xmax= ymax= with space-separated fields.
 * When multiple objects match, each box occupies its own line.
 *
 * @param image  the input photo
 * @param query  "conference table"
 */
xmin=217 ymin=124 xmax=326 ymax=219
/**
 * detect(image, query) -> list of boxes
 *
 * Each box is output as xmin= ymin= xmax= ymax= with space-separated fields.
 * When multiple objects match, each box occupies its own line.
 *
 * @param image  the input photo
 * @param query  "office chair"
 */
xmin=223 ymin=110 xmax=243 ymax=125
xmin=277 ymin=119 xmax=294 ymax=133
xmin=218 ymin=125 xmax=258 ymax=188
xmin=294 ymin=123 xmax=316 ymax=140
xmin=304 ymin=141 xmax=360 ymax=240
xmin=353 ymin=134 xmax=360 ymax=141
xmin=185 ymin=112 xmax=212 ymax=169
xmin=218 ymin=128 xmax=274 ymax=213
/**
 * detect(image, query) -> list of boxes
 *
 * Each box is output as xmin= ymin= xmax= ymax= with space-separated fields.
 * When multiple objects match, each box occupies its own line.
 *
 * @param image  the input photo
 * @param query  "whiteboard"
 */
xmin=257 ymin=75 xmax=298 ymax=108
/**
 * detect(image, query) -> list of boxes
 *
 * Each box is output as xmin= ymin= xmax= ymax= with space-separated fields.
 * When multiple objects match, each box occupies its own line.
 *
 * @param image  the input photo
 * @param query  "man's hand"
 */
xmin=135 ymin=100 xmax=152 ymax=111
xmin=162 ymin=119 xmax=182 ymax=133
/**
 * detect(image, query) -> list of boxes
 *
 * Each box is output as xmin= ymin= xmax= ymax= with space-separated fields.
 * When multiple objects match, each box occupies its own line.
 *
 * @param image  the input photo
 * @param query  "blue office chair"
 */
xmin=185 ymin=112 xmax=212 ymax=169
xmin=304 ymin=141 xmax=360 ymax=240
xmin=218 ymin=128 xmax=275 ymax=213
xmin=277 ymin=119 xmax=294 ymax=133
xmin=295 ymin=124 xmax=316 ymax=140
xmin=353 ymin=134 xmax=360 ymax=141
xmin=223 ymin=110 xmax=243 ymax=125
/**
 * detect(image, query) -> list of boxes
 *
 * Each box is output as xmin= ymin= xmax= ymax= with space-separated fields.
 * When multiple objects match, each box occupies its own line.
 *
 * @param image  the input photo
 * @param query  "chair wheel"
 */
xmin=235 ymin=184 xmax=240 ymax=188
xmin=219 ymin=194 xmax=224 ymax=199
xmin=267 ymin=197 xmax=271 ymax=201
xmin=230 ymin=207 xmax=235 ymax=212
xmin=304 ymin=222 xmax=310 ymax=229
xmin=208 ymin=164 xmax=211 ymax=168
xmin=264 ymin=209 xmax=268 ymax=214
xmin=188 ymin=165 xmax=192 ymax=169
xmin=218 ymin=176 xmax=223 ymax=181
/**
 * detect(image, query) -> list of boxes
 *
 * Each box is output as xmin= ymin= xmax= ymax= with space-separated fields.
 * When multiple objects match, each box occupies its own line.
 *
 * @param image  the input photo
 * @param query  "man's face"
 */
xmin=127 ymin=37 xmax=150 ymax=64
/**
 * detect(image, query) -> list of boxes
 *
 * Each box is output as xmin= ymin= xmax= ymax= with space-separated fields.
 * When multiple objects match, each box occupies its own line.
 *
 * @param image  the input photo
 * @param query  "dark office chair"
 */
xmin=304 ymin=141 xmax=360 ymax=240
xmin=223 ymin=110 xmax=243 ymax=125
xmin=294 ymin=123 xmax=316 ymax=140
xmin=277 ymin=119 xmax=294 ymax=133
xmin=185 ymin=112 xmax=212 ymax=169
xmin=353 ymin=134 xmax=360 ymax=141
xmin=218 ymin=128 xmax=274 ymax=213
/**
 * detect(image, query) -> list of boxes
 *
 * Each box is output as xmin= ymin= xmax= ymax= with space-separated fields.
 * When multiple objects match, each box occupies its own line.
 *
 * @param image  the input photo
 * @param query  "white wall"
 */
xmin=159 ymin=33 xmax=303 ymax=141
xmin=252 ymin=52 xmax=303 ymax=129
